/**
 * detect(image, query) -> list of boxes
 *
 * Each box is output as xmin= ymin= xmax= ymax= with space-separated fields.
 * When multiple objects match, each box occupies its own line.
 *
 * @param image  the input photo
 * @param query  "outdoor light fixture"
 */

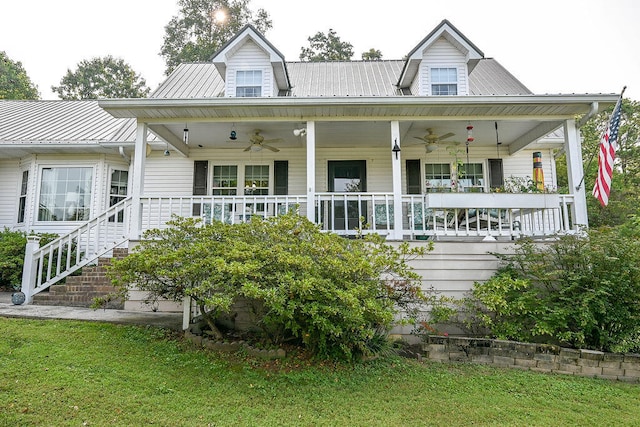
xmin=293 ymin=128 xmax=306 ymax=137
xmin=164 ymin=141 xmax=170 ymax=156
xmin=392 ymin=139 xmax=401 ymax=159
xmin=183 ymin=126 xmax=189 ymax=145
xmin=230 ymin=124 xmax=237 ymax=140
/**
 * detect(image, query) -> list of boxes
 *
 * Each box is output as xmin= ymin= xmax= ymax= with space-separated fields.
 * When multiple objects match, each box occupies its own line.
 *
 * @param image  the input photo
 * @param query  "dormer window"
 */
xmin=431 ymin=67 xmax=458 ymax=95
xmin=236 ymin=70 xmax=262 ymax=97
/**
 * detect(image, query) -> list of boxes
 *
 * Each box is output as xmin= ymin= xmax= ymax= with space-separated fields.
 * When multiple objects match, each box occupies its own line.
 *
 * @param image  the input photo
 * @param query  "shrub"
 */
xmin=0 ymin=229 xmax=58 ymax=291
xmin=463 ymin=220 xmax=640 ymax=352
xmin=107 ymin=213 xmax=448 ymax=361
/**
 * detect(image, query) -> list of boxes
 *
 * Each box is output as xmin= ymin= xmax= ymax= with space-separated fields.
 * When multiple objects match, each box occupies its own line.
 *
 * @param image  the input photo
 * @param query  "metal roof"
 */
xmin=469 ymin=59 xmax=532 ymax=95
xmin=151 ymin=63 xmax=225 ymax=99
xmin=0 ymin=100 xmax=133 ymax=142
xmin=287 ymin=61 xmax=404 ymax=97
xmin=150 ymin=57 xmax=532 ymax=99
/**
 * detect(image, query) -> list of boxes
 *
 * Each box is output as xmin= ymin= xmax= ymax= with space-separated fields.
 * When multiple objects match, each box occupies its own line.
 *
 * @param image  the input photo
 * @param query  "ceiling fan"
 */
xmin=242 ymin=130 xmax=282 ymax=152
xmin=414 ymin=128 xmax=455 ymax=152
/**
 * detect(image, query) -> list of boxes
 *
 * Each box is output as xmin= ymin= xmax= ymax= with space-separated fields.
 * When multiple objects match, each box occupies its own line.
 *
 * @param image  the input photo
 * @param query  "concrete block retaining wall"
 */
xmin=422 ymin=336 xmax=640 ymax=383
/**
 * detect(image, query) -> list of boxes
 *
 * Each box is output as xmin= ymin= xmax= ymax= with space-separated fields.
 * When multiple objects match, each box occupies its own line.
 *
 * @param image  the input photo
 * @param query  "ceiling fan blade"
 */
xmin=263 ymin=138 xmax=283 ymax=144
xmin=439 ymin=132 xmax=455 ymax=140
xmin=263 ymin=144 xmax=280 ymax=152
xmin=413 ymin=136 xmax=428 ymax=142
xmin=243 ymin=145 xmax=252 ymax=152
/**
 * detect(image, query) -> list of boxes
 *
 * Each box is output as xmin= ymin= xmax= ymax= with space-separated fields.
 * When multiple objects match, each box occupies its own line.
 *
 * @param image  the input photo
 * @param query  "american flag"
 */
xmin=592 ymin=92 xmax=624 ymax=206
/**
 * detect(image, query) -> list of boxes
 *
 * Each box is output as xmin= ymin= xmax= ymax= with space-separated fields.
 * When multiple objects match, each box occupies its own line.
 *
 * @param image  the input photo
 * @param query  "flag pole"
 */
xmin=575 ymin=86 xmax=626 ymax=191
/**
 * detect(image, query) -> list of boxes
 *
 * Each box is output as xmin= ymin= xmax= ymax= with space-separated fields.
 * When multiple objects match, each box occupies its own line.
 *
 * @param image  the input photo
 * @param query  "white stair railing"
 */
xmin=21 ymin=197 xmax=132 ymax=304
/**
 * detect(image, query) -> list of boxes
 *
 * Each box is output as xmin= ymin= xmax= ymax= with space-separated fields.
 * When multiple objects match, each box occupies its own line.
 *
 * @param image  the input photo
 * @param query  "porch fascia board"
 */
xmin=99 ymin=94 xmax=618 ymax=121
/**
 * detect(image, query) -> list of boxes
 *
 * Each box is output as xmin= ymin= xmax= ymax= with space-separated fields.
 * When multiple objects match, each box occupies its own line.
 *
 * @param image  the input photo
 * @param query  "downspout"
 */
xmin=118 ymin=146 xmax=131 ymax=164
xmin=577 ymin=102 xmax=599 ymax=128
xmin=555 ymin=101 xmax=599 ymax=159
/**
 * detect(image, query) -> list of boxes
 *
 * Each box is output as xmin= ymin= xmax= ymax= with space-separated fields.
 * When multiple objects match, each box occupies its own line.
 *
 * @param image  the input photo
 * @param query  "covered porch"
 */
xmin=98 ymin=95 xmax=607 ymax=241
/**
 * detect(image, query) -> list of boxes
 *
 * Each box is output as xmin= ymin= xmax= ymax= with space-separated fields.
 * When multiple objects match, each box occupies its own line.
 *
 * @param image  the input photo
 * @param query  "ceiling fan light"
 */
xmin=250 ymin=144 xmax=263 ymax=152
xmin=426 ymin=143 xmax=438 ymax=152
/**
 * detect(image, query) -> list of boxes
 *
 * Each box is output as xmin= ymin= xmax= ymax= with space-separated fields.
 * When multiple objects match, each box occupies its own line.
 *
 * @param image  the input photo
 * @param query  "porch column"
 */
xmin=390 ymin=121 xmax=403 ymax=240
xmin=130 ymin=122 xmax=147 ymax=240
xmin=20 ymin=235 xmax=41 ymax=304
xmin=306 ymin=121 xmax=316 ymax=223
xmin=564 ymin=119 xmax=588 ymax=228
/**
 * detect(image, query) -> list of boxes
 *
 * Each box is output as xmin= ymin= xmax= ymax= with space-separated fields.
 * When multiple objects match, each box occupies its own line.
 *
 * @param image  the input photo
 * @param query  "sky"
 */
xmin=1 ymin=0 xmax=638 ymax=100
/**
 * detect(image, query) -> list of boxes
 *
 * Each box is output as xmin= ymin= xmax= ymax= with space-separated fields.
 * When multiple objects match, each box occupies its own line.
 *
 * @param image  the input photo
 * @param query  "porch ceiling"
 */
xmin=100 ymin=94 xmax=617 ymax=155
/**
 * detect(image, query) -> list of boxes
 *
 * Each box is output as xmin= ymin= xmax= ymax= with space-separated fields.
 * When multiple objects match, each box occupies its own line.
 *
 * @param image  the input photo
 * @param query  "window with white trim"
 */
xmin=38 ymin=167 xmax=93 ymax=221
xmin=425 ymin=163 xmax=453 ymax=192
xmin=17 ymin=170 xmax=28 ymax=223
xmin=212 ymin=165 xmax=238 ymax=195
xmin=244 ymin=165 xmax=269 ymax=195
xmin=236 ymin=70 xmax=262 ymax=97
xmin=459 ymin=163 xmax=484 ymax=192
xmin=431 ymin=67 xmax=458 ymax=95
xmin=109 ymin=169 xmax=128 ymax=222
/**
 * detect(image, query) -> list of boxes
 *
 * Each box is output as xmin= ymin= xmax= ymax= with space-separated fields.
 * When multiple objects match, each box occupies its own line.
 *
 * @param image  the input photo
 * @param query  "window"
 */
xmin=212 ymin=166 xmax=238 ymax=195
xmin=459 ymin=163 xmax=484 ymax=191
xmin=38 ymin=167 xmax=92 ymax=221
xmin=236 ymin=70 xmax=262 ymax=97
xmin=17 ymin=170 xmax=28 ymax=223
xmin=425 ymin=163 xmax=452 ymax=192
xmin=244 ymin=165 xmax=269 ymax=195
xmin=431 ymin=67 xmax=458 ymax=95
xmin=109 ymin=170 xmax=128 ymax=222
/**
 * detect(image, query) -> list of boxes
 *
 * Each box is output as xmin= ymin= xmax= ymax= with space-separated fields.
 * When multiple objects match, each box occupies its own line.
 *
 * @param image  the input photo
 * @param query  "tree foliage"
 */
xmin=160 ymin=0 xmax=272 ymax=75
xmin=560 ymin=98 xmax=640 ymax=227
xmin=0 ymin=51 xmax=39 ymax=99
xmin=107 ymin=213 xmax=447 ymax=361
xmin=0 ymin=229 xmax=56 ymax=290
xmin=52 ymin=56 xmax=150 ymax=100
xmin=462 ymin=220 xmax=640 ymax=353
xmin=299 ymin=29 xmax=354 ymax=61
xmin=361 ymin=48 xmax=382 ymax=61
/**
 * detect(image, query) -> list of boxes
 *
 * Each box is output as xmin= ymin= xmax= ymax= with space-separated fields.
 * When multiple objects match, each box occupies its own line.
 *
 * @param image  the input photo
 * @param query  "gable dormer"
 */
xmin=210 ymin=24 xmax=291 ymax=97
xmin=397 ymin=19 xmax=484 ymax=96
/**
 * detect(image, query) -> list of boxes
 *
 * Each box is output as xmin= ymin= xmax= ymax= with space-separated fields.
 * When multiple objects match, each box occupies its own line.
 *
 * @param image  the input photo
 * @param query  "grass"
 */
xmin=2 ymin=318 xmax=640 ymax=426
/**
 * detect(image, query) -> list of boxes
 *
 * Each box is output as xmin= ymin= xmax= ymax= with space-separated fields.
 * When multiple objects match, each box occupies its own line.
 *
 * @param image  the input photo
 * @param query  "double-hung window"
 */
xmin=17 ymin=170 xmax=28 ymax=223
xmin=425 ymin=163 xmax=452 ymax=192
xmin=459 ymin=163 xmax=484 ymax=192
xmin=236 ymin=70 xmax=262 ymax=97
xmin=431 ymin=67 xmax=458 ymax=95
xmin=109 ymin=170 xmax=128 ymax=222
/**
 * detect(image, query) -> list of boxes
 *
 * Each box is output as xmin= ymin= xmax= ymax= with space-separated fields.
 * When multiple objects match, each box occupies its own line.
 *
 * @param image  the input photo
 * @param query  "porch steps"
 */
xmin=32 ymin=248 xmax=128 ymax=309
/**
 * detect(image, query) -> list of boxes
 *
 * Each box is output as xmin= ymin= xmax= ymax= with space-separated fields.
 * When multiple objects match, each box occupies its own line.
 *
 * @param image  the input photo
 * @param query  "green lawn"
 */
xmin=2 ymin=318 xmax=640 ymax=426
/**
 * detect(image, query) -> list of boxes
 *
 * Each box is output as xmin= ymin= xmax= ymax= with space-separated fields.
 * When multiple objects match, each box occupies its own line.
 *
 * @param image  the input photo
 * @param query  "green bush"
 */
xmin=463 ymin=219 xmax=640 ymax=352
xmin=108 ymin=213 xmax=447 ymax=361
xmin=0 ymin=228 xmax=57 ymax=290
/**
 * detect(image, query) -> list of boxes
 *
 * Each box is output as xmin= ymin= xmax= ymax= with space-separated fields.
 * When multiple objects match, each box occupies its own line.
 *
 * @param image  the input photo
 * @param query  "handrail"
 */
xmin=23 ymin=197 xmax=132 ymax=301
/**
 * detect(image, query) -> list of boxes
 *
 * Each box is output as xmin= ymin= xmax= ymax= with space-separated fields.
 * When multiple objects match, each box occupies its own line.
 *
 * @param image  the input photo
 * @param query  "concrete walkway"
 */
xmin=0 ymin=292 xmax=183 ymax=330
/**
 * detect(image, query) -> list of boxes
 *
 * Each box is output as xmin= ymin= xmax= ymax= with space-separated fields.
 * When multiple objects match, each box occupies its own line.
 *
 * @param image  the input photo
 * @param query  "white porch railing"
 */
xmin=20 ymin=192 xmax=576 ymax=303
xmin=140 ymin=195 xmax=308 ymax=232
xmin=402 ymin=193 xmax=575 ymax=239
xmin=21 ymin=197 xmax=132 ymax=303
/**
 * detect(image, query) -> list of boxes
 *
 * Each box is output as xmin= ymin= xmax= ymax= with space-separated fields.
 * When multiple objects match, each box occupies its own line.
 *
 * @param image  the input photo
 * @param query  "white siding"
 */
xmin=225 ymin=39 xmax=274 ymax=97
xmin=419 ymin=37 xmax=469 ymax=96
xmin=0 ymin=160 xmax=20 ymax=229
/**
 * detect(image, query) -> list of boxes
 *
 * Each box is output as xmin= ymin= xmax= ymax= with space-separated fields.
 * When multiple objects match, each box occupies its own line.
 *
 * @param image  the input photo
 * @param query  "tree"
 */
xmin=160 ymin=0 xmax=272 ymax=75
xmin=299 ymin=29 xmax=354 ymax=61
xmin=362 ymin=48 xmax=382 ymax=61
xmin=106 ymin=213 xmax=450 ymax=361
xmin=52 ymin=56 xmax=150 ymax=100
xmin=0 ymin=51 xmax=39 ymax=99
xmin=577 ymin=98 xmax=640 ymax=227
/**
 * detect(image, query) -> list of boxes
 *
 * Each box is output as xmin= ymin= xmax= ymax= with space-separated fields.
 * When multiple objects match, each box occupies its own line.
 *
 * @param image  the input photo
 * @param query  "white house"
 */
xmin=0 ymin=20 xmax=617 ymax=311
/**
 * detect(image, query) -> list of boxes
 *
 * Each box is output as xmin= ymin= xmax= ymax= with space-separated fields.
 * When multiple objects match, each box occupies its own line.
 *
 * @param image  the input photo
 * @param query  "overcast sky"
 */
xmin=2 ymin=0 xmax=638 ymax=100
